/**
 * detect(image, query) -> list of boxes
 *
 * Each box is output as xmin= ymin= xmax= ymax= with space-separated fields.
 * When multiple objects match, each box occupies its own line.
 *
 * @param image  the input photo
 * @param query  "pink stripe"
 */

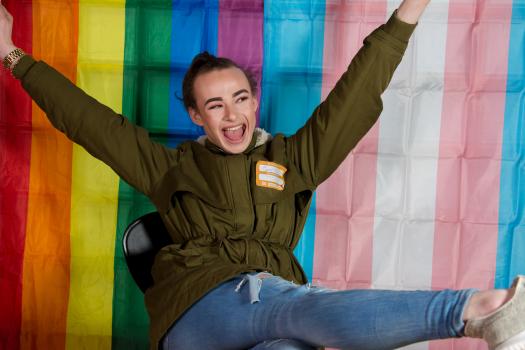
xmin=431 ymin=2 xmax=512 ymax=349
xmin=313 ymin=1 xmax=386 ymax=290
xmin=217 ymin=0 xmax=263 ymax=125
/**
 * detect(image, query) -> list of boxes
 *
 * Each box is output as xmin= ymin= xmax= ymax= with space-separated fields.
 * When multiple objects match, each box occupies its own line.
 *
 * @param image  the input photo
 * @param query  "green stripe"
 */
xmin=112 ymin=1 xmax=173 ymax=348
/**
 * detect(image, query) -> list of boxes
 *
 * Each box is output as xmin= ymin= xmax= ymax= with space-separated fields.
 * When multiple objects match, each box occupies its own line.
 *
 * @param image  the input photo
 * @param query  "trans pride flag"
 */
xmin=0 ymin=0 xmax=524 ymax=349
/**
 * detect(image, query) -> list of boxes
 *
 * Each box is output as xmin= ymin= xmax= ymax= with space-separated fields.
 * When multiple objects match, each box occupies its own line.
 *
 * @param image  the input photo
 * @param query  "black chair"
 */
xmin=122 ymin=212 xmax=173 ymax=293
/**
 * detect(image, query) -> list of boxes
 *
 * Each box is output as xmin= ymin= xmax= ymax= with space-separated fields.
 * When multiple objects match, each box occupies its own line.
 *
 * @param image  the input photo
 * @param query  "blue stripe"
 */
xmin=169 ymin=0 xmax=219 ymax=146
xmin=261 ymin=0 xmax=326 ymax=281
xmin=496 ymin=2 xmax=525 ymax=289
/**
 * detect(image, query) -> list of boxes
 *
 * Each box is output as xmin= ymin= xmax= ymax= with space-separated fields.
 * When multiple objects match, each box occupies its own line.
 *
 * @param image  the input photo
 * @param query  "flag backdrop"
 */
xmin=0 ymin=0 xmax=524 ymax=349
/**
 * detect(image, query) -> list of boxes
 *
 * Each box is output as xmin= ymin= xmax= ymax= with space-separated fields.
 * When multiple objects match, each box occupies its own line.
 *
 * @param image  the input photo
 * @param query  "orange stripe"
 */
xmin=21 ymin=1 xmax=78 ymax=348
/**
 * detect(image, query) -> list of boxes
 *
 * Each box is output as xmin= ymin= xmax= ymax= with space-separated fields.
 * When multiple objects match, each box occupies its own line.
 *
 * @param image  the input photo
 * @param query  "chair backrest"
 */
xmin=122 ymin=212 xmax=173 ymax=293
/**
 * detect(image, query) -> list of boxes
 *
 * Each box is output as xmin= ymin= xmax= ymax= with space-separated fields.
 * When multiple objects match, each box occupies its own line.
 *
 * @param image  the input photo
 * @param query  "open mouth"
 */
xmin=223 ymin=124 xmax=246 ymax=144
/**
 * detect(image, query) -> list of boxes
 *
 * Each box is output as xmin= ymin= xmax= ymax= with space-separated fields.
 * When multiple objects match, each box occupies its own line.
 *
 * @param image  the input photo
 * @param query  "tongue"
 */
xmin=224 ymin=127 xmax=244 ymax=142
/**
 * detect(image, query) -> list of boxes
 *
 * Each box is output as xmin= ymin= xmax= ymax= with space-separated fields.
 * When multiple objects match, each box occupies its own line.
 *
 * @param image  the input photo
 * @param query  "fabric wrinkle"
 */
xmin=245 ymin=238 xmax=249 ymax=265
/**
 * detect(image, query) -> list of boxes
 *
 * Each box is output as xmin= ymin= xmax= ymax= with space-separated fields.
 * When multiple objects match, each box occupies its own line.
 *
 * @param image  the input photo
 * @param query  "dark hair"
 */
xmin=182 ymin=51 xmax=258 ymax=111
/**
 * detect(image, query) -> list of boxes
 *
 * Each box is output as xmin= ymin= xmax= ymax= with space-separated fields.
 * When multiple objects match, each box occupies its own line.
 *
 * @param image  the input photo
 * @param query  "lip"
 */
xmin=222 ymin=123 xmax=247 ymax=144
xmin=222 ymin=124 xmax=244 ymax=132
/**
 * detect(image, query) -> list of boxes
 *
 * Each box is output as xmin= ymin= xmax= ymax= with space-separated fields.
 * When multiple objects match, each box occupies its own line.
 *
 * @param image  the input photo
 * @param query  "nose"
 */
xmin=223 ymin=103 xmax=237 ymax=121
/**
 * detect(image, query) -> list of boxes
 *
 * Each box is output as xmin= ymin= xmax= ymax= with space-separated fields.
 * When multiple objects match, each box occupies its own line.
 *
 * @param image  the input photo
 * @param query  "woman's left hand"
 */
xmin=396 ymin=0 xmax=432 ymax=24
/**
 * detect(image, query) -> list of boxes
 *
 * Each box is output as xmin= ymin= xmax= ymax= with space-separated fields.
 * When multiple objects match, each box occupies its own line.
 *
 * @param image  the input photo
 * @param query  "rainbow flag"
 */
xmin=0 ymin=0 xmax=523 ymax=349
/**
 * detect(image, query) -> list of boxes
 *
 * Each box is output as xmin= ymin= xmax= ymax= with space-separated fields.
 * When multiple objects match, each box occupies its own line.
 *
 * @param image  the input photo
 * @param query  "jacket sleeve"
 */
xmin=12 ymin=55 xmax=178 ymax=196
xmin=286 ymin=12 xmax=417 ymax=188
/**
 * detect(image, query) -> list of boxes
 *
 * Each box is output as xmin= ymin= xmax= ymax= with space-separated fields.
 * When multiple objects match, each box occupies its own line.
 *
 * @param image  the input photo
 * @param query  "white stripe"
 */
xmin=259 ymin=164 xmax=285 ymax=176
xmin=259 ymin=173 xmax=285 ymax=186
xmin=372 ymin=2 xmax=450 ymax=348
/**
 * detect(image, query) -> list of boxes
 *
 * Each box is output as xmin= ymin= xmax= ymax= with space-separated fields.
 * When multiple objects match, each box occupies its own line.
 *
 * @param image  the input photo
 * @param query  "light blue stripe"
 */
xmin=261 ymin=0 xmax=326 ymax=281
xmin=496 ymin=1 xmax=525 ymax=289
xmin=169 ymin=0 xmax=219 ymax=146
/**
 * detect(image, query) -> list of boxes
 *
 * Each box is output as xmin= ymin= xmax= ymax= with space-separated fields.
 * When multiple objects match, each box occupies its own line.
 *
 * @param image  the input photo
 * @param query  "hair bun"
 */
xmin=181 ymin=52 xmax=258 ymax=111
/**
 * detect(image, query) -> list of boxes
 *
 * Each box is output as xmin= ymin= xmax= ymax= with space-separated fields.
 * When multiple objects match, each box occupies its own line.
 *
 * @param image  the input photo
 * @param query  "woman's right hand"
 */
xmin=0 ymin=1 xmax=17 ymax=60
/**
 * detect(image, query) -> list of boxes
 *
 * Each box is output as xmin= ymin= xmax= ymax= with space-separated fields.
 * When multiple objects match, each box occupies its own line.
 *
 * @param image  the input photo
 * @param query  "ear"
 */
xmin=188 ymin=107 xmax=204 ymax=126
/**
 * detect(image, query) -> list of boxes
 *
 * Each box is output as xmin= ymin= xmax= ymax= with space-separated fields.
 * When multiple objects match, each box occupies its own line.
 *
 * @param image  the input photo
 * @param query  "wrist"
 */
xmin=2 ymin=47 xmax=27 ymax=74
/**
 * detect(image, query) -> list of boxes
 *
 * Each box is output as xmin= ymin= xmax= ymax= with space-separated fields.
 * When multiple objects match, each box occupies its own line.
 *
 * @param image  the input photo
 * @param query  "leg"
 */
xmin=161 ymin=272 xmax=477 ymax=350
xmin=250 ymin=279 xmax=476 ymax=349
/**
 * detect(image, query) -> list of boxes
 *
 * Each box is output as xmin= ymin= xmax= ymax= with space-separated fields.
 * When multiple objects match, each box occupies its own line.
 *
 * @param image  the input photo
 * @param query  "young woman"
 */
xmin=1 ymin=0 xmax=524 ymax=349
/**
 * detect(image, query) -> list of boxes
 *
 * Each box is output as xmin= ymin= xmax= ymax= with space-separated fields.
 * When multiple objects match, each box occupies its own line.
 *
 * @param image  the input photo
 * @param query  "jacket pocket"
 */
xmin=251 ymin=161 xmax=313 ymax=239
xmin=252 ymin=161 xmax=312 ymax=215
xmin=157 ymin=170 xmax=235 ymax=242
xmin=153 ymin=164 xmax=232 ymax=215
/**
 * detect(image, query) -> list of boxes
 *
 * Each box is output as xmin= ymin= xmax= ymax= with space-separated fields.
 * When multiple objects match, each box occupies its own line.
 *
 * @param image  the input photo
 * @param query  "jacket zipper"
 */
xmin=224 ymin=157 xmax=237 ymax=231
xmin=244 ymin=154 xmax=255 ymax=235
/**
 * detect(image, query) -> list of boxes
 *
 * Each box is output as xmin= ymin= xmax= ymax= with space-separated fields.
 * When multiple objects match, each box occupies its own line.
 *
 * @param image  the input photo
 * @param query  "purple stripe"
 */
xmin=218 ymin=0 xmax=264 ymax=125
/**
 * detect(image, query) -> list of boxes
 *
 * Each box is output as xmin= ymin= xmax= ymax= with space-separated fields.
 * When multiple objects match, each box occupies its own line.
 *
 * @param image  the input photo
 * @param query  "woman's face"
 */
xmin=188 ymin=67 xmax=258 ymax=154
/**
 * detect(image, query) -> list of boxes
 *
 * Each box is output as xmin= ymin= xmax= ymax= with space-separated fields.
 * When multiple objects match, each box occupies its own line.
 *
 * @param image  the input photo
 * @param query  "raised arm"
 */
xmin=287 ymin=1 xmax=429 ymax=187
xmin=0 ymin=2 xmax=178 ymax=196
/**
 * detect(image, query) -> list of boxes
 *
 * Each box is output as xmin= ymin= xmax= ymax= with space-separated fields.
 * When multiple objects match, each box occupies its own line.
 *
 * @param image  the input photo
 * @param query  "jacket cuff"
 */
xmin=13 ymin=54 xmax=37 ymax=80
xmin=383 ymin=10 xmax=418 ymax=43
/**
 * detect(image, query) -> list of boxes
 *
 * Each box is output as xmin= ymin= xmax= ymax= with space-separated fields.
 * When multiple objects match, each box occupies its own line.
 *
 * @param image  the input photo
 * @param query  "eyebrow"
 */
xmin=204 ymin=89 xmax=249 ymax=106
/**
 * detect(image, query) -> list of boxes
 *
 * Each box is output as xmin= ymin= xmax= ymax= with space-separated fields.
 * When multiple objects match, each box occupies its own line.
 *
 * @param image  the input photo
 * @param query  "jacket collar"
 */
xmin=196 ymin=128 xmax=273 ymax=155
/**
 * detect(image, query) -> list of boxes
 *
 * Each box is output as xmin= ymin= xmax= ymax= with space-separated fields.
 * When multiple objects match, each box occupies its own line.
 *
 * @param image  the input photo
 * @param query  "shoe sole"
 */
xmin=495 ymin=329 xmax=525 ymax=350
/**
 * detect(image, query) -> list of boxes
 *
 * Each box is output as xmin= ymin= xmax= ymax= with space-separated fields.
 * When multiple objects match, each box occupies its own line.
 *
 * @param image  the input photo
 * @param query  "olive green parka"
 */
xmin=13 ymin=12 xmax=416 ymax=349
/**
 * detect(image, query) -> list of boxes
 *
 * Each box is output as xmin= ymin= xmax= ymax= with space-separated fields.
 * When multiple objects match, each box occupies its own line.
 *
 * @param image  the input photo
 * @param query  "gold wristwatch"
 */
xmin=2 ymin=48 xmax=26 ymax=71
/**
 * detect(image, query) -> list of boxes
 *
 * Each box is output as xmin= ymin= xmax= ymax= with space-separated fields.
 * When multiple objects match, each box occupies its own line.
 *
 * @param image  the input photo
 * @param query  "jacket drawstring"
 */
xmin=234 ymin=272 xmax=275 ymax=304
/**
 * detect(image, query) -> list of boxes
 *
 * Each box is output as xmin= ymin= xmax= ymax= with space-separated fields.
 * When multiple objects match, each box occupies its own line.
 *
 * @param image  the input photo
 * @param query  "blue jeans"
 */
xmin=161 ymin=271 xmax=477 ymax=350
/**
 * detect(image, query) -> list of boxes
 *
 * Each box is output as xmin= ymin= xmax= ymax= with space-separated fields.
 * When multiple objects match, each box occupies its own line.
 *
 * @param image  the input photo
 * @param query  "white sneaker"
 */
xmin=465 ymin=276 xmax=525 ymax=350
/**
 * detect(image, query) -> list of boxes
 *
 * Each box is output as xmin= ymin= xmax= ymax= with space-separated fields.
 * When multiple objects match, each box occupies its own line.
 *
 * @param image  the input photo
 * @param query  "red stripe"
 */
xmin=430 ymin=1 xmax=512 ymax=349
xmin=0 ymin=1 xmax=32 ymax=349
xmin=313 ymin=1 xmax=386 ymax=290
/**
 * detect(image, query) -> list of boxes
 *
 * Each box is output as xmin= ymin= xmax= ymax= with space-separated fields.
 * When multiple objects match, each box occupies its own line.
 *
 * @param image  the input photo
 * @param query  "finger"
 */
xmin=0 ymin=4 xmax=10 ymax=19
xmin=0 ymin=5 xmax=7 ymax=17
xmin=0 ymin=9 xmax=8 ymax=21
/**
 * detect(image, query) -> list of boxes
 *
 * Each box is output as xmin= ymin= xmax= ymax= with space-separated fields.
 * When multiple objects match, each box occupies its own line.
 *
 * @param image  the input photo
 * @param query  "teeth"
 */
xmin=224 ymin=125 xmax=243 ymax=131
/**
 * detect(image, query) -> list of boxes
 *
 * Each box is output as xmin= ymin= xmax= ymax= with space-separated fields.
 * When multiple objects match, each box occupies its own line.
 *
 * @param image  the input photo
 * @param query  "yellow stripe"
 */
xmin=66 ymin=1 xmax=125 ymax=348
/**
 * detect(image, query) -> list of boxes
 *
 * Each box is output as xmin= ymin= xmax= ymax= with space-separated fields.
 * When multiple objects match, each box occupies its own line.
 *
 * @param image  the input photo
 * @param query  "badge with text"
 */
xmin=256 ymin=161 xmax=287 ymax=191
